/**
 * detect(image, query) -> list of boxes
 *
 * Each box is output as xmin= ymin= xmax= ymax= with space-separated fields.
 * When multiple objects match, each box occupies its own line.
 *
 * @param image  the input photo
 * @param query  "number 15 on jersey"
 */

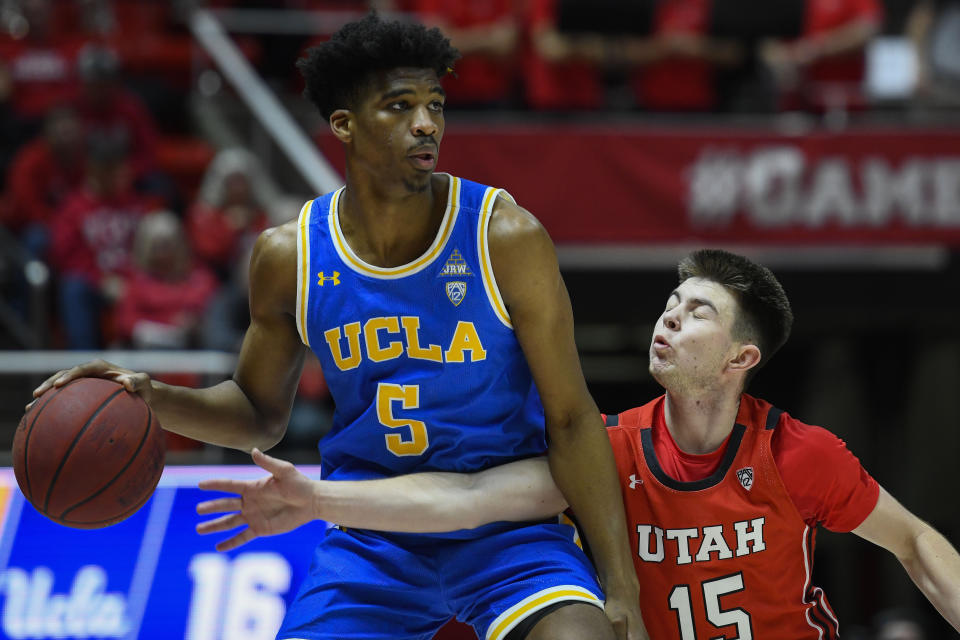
xmin=669 ymin=572 xmax=753 ymax=639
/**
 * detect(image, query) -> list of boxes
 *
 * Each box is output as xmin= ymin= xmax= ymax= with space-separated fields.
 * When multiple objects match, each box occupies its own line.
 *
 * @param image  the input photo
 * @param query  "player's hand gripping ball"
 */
xmin=13 ymin=377 xmax=166 ymax=528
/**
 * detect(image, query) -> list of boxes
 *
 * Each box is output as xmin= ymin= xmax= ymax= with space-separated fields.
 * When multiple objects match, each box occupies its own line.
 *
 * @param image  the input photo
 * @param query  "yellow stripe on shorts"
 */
xmin=486 ymin=585 xmax=603 ymax=640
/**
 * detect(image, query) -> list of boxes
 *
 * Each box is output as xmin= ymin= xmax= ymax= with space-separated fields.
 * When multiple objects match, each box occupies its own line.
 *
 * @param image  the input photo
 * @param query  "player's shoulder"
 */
xmin=763 ymin=401 xmax=851 ymax=458
xmin=485 ymin=191 xmax=557 ymax=298
xmin=488 ymin=193 xmax=547 ymax=246
xmin=248 ymin=220 xmax=298 ymax=312
xmin=605 ymin=397 xmax=661 ymax=428
xmin=603 ymin=398 xmax=660 ymax=442
xmin=252 ymin=220 xmax=298 ymax=265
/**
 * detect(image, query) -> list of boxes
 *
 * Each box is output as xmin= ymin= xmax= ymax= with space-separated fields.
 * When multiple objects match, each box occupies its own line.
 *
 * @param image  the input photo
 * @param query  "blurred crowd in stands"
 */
xmin=0 ymin=0 xmax=957 ymax=444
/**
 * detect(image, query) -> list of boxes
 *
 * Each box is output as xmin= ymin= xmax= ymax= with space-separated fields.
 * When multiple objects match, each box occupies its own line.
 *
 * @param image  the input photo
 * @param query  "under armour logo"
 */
xmin=628 ymin=474 xmax=642 ymax=489
xmin=317 ymin=271 xmax=341 ymax=286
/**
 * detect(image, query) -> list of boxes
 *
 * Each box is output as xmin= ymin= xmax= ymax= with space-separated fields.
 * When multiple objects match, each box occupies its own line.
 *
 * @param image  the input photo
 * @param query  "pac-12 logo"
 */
xmin=446 ymin=281 xmax=467 ymax=306
xmin=736 ymin=467 xmax=754 ymax=491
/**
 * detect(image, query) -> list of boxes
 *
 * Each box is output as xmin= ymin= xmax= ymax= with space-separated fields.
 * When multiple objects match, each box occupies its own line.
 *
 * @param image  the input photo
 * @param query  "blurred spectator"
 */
xmin=116 ymin=209 xmax=220 ymax=453
xmin=49 ymin=134 xmax=153 ymax=349
xmin=524 ymin=0 xmax=740 ymax=111
xmin=415 ymin=0 xmax=520 ymax=108
xmin=200 ymin=237 xmax=255 ymax=353
xmin=631 ymin=0 xmax=743 ymax=111
xmin=2 ymin=106 xmax=86 ymax=258
xmin=907 ymin=0 xmax=960 ymax=101
xmin=0 ymin=0 xmax=84 ymax=122
xmin=0 ymin=0 xmax=83 ymax=175
xmin=114 ymin=211 xmax=218 ymax=349
xmin=0 ymin=60 xmax=18 ymax=178
xmin=524 ymin=0 xmax=606 ymax=109
xmin=187 ymin=148 xmax=271 ymax=278
xmin=760 ymin=0 xmax=883 ymax=110
xmin=73 ymin=44 xmax=179 ymax=206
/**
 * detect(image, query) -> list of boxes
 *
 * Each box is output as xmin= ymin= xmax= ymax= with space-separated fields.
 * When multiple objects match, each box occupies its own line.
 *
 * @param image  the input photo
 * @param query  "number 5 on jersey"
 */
xmin=376 ymin=383 xmax=429 ymax=456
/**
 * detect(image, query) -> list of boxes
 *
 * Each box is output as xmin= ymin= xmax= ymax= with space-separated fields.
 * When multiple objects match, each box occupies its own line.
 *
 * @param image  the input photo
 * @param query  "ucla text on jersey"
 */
xmin=295 ymin=175 xmax=547 ymax=494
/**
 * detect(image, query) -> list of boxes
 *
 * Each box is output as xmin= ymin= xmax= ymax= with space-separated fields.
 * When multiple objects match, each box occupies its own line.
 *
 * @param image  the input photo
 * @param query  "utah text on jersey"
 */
xmin=322 ymin=317 xmax=488 ymax=370
xmin=636 ymin=517 xmax=766 ymax=565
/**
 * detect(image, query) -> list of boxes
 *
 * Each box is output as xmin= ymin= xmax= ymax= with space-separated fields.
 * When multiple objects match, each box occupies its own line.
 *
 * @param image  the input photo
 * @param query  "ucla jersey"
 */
xmin=295 ymin=174 xmax=546 ymax=483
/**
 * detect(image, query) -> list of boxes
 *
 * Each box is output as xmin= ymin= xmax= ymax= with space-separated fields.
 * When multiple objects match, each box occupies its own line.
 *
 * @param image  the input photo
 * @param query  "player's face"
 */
xmin=649 ymin=278 xmax=742 ymax=392
xmin=349 ymin=67 xmax=446 ymax=193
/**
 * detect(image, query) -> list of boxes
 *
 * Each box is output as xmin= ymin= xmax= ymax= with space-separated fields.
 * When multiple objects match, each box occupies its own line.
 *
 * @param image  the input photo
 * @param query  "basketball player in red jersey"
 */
xmin=198 ymin=249 xmax=960 ymax=638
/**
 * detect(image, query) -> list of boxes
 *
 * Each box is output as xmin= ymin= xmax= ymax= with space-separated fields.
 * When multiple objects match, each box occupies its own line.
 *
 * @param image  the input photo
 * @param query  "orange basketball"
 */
xmin=12 ymin=377 xmax=166 ymax=528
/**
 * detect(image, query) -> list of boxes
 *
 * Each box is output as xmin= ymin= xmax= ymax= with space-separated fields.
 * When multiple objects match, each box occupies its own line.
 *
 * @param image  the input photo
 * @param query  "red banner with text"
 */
xmin=315 ymin=124 xmax=960 ymax=246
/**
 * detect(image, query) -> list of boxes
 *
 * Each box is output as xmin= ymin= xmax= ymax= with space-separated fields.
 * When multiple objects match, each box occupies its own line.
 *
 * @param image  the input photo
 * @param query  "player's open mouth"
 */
xmin=653 ymin=335 xmax=671 ymax=351
xmin=409 ymin=152 xmax=436 ymax=170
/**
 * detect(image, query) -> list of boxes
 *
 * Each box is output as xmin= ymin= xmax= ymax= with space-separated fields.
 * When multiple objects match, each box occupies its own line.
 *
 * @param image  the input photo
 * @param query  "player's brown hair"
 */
xmin=678 ymin=249 xmax=793 ymax=382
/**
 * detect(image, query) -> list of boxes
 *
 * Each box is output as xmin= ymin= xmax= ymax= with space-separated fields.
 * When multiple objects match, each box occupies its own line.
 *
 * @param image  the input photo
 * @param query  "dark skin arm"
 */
xmin=30 ymin=223 xmax=307 ymax=452
xmin=488 ymin=197 xmax=646 ymax=640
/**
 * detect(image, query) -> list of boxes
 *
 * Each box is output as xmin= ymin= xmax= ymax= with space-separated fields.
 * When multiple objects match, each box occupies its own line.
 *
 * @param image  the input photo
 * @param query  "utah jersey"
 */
xmin=606 ymin=395 xmax=875 ymax=640
xmin=295 ymin=174 xmax=545 ymax=484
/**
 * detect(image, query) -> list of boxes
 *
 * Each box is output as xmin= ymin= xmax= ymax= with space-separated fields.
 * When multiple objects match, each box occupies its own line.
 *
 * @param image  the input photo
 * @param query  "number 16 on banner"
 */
xmin=186 ymin=553 xmax=292 ymax=640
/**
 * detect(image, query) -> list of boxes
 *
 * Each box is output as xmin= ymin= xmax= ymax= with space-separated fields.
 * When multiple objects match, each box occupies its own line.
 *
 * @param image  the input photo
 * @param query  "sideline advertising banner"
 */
xmin=0 ymin=467 xmax=328 ymax=640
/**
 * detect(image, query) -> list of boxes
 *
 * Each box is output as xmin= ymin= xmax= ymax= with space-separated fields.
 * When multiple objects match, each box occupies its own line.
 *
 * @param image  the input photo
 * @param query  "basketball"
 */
xmin=12 ymin=377 xmax=166 ymax=529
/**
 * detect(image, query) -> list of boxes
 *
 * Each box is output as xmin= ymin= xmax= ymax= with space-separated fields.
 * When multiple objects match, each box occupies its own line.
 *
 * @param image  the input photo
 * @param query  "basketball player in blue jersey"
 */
xmin=31 ymin=13 xmax=646 ymax=640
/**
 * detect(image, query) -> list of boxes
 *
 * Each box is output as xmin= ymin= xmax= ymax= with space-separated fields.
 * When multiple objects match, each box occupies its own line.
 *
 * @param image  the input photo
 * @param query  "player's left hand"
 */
xmin=604 ymin=593 xmax=649 ymax=640
xmin=195 ymin=448 xmax=318 ymax=551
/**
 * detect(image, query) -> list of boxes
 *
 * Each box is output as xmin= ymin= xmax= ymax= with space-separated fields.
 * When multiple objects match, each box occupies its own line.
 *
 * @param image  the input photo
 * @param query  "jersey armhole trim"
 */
xmin=765 ymin=406 xmax=784 ymax=430
xmin=295 ymin=198 xmax=314 ymax=347
xmin=478 ymin=188 xmax=513 ymax=329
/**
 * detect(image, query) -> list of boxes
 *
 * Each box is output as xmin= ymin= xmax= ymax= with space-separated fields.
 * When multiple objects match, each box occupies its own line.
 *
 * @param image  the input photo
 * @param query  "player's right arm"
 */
xmin=852 ymin=487 xmax=960 ymax=631
xmin=30 ymin=223 xmax=307 ymax=452
xmin=195 ymin=450 xmax=569 ymax=551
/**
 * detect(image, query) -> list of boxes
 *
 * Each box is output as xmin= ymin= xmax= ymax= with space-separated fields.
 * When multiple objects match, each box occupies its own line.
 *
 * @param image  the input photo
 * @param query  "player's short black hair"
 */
xmin=678 ymin=249 xmax=793 ymax=380
xmin=297 ymin=13 xmax=459 ymax=120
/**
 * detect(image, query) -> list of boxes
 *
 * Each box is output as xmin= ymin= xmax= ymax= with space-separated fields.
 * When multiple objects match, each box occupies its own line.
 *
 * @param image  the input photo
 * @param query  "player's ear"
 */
xmin=729 ymin=343 xmax=761 ymax=373
xmin=329 ymin=109 xmax=352 ymax=143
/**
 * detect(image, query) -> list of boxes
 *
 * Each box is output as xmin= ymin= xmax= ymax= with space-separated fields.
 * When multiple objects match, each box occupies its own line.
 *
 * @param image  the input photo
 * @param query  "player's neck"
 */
xmin=339 ymin=172 xmax=447 ymax=268
xmin=662 ymin=389 xmax=741 ymax=455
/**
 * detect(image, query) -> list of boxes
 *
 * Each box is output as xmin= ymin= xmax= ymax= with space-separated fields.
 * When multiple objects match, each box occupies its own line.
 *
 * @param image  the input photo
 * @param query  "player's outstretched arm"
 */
xmin=488 ymin=198 xmax=647 ymax=640
xmin=29 ymin=224 xmax=307 ymax=452
xmin=196 ymin=450 xmax=568 ymax=550
xmin=853 ymin=486 xmax=960 ymax=631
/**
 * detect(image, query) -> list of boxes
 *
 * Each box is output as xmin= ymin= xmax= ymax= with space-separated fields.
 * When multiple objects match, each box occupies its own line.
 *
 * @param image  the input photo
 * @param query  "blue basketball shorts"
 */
xmin=276 ymin=518 xmax=604 ymax=640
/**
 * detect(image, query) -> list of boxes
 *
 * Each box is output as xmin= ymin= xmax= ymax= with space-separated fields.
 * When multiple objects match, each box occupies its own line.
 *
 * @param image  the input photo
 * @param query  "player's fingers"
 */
xmin=196 ymin=512 xmax=246 ymax=535
xmin=73 ymin=359 xmax=127 ymax=380
xmin=32 ymin=369 xmax=69 ymax=397
xmin=195 ymin=497 xmax=242 ymax=515
xmin=251 ymin=448 xmax=293 ymax=476
xmin=198 ymin=477 xmax=249 ymax=494
xmin=215 ymin=528 xmax=256 ymax=553
xmin=36 ymin=360 xmax=128 ymax=397
xmin=113 ymin=371 xmax=152 ymax=398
